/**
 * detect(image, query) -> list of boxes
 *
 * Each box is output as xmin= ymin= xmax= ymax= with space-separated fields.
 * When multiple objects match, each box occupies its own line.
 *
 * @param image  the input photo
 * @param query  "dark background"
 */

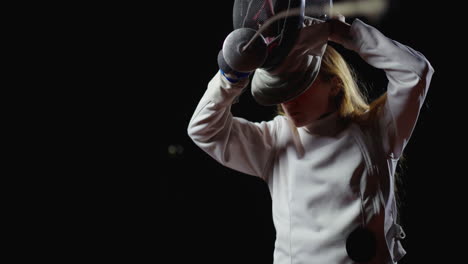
xmin=153 ymin=1 xmax=461 ymax=264
xmin=46 ymin=0 xmax=463 ymax=263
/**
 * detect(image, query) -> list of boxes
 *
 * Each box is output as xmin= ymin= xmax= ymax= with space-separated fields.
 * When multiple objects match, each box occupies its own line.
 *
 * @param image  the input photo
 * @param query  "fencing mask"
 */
xmin=219 ymin=0 xmax=333 ymax=106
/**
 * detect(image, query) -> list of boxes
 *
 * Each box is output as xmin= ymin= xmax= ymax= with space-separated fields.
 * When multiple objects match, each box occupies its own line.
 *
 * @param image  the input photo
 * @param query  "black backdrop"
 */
xmin=153 ymin=1 xmax=461 ymax=263
xmin=56 ymin=0 xmax=464 ymax=263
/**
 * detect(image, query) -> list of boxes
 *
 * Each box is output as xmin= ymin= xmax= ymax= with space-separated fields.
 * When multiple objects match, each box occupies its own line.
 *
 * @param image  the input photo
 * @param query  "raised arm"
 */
xmin=187 ymin=71 xmax=278 ymax=180
xmin=329 ymin=18 xmax=435 ymax=158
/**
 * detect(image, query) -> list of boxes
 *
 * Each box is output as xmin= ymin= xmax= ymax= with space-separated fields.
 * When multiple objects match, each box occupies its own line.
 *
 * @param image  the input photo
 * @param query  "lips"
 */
xmin=288 ymin=112 xmax=301 ymax=118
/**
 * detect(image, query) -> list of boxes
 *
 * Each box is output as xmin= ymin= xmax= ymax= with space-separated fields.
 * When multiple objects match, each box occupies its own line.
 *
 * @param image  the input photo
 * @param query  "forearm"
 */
xmin=187 ymin=71 xmax=276 ymax=178
xmin=345 ymin=19 xmax=435 ymax=157
xmin=188 ymin=71 xmax=247 ymax=144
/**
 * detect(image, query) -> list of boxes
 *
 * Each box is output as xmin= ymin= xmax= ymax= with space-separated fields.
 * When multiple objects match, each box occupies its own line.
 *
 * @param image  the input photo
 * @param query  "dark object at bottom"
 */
xmin=346 ymin=227 xmax=377 ymax=262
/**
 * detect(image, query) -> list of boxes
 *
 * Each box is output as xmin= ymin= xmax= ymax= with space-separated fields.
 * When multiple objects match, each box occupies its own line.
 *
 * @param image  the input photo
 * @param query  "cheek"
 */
xmin=298 ymin=87 xmax=326 ymax=107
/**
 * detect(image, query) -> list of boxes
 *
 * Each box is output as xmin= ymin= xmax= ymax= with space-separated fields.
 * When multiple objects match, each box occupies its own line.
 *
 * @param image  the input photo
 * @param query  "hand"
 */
xmin=217 ymin=49 xmax=252 ymax=83
xmin=327 ymin=15 xmax=352 ymax=45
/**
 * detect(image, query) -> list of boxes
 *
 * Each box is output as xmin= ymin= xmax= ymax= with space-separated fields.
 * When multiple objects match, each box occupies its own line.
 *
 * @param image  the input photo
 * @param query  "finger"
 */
xmin=337 ymin=14 xmax=346 ymax=22
xmin=330 ymin=13 xmax=346 ymax=22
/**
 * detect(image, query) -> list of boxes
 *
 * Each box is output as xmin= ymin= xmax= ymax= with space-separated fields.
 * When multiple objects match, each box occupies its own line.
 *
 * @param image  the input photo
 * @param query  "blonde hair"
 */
xmin=277 ymin=45 xmax=387 ymax=122
xmin=320 ymin=45 xmax=369 ymax=118
xmin=277 ymin=45 xmax=403 ymax=209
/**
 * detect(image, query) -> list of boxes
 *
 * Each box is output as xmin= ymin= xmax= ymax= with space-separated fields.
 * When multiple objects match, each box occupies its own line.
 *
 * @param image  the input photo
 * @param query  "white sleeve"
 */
xmin=187 ymin=71 xmax=277 ymax=180
xmin=343 ymin=19 xmax=435 ymax=159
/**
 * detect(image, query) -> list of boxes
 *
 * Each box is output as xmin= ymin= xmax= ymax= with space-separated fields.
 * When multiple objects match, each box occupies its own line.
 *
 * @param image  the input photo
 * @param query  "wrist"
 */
xmin=220 ymin=69 xmax=251 ymax=83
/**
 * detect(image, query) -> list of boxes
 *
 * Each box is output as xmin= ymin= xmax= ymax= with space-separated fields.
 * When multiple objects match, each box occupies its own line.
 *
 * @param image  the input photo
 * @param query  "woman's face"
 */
xmin=281 ymin=75 xmax=337 ymax=127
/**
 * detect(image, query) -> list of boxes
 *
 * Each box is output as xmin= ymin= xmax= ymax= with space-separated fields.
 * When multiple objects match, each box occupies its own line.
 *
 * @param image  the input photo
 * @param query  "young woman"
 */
xmin=188 ymin=16 xmax=434 ymax=264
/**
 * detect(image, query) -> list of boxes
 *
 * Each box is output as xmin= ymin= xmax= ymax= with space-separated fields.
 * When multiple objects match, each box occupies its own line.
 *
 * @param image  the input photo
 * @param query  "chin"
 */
xmin=291 ymin=118 xmax=307 ymax=127
xmin=291 ymin=115 xmax=319 ymax=127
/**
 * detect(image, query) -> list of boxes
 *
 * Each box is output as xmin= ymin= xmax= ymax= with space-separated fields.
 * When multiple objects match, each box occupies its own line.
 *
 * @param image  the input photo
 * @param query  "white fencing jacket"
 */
xmin=188 ymin=19 xmax=434 ymax=264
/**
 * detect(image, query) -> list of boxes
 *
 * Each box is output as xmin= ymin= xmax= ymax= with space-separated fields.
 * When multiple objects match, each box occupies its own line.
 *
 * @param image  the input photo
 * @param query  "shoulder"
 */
xmin=269 ymin=114 xmax=288 ymax=135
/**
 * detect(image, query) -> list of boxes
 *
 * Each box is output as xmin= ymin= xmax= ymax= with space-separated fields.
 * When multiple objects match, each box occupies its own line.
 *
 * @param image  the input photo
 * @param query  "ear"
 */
xmin=329 ymin=76 xmax=341 ymax=97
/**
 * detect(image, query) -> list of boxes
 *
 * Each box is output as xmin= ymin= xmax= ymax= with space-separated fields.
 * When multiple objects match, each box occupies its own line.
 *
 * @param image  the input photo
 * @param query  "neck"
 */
xmin=318 ymin=111 xmax=333 ymax=120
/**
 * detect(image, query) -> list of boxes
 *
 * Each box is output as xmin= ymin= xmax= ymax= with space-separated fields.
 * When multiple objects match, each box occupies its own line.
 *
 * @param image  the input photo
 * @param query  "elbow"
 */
xmin=403 ymin=55 xmax=434 ymax=94
xmin=423 ymin=58 xmax=435 ymax=80
xmin=187 ymin=117 xmax=216 ymax=145
xmin=413 ymin=51 xmax=435 ymax=82
xmin=427 ymin=59 xmax=435 ymax=74
xmin=419 ymin=59 xmax=434 ymax=97
xmin=187 ymin=118 xmax=198 ymax=142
